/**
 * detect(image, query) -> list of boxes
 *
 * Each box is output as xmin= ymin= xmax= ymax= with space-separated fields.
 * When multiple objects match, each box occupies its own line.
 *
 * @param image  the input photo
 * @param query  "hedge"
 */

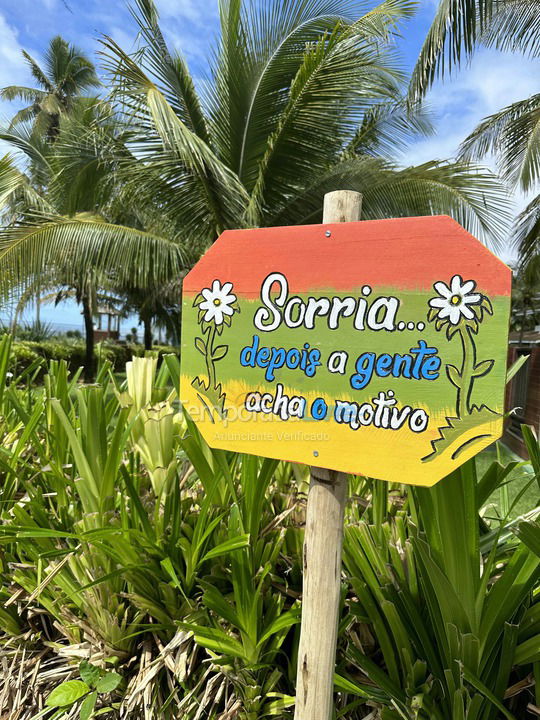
xmin=9 ymin=339 xmax=180 ymax=376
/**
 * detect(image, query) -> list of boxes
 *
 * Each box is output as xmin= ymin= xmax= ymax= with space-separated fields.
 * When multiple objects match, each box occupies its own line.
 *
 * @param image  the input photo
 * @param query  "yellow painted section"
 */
xmin=180 ymin=375 xmax=503 ymax=487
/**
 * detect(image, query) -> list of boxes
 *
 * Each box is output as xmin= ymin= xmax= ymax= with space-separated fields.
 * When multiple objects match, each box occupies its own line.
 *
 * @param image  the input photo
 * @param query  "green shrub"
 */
xmin=9 ymin=338 xmax=179 ymax=376
xmin=11 ymin=341 xmax=40 ymax=369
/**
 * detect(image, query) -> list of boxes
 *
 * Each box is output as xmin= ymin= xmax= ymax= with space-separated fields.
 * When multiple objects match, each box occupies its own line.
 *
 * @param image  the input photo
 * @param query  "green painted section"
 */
xmin=181 ymin=289 xmax=510 ymax=414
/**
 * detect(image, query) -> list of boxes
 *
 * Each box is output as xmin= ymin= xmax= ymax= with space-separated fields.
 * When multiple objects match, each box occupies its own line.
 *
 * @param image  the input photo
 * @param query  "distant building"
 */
xmin=504 ymin=330 xmax=540 ymax=458
xmin=94 ymin=302 xmax=123 ymax=342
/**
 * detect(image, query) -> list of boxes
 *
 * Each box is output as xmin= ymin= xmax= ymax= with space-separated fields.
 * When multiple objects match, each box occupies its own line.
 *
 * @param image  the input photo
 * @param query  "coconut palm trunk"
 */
xmin=143 ymin=315 xmax=153 ymax=351
xmin=81 ymin=293 xmax=95 ymax=382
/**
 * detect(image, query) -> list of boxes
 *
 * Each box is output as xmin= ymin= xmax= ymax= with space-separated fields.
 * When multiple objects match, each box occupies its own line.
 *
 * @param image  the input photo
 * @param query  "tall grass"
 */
xmin=0 ymin=335 xmax=538 ymax=719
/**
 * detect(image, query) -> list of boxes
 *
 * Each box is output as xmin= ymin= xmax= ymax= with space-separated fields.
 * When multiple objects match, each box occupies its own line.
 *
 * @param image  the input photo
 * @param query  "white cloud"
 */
xmin=403 ymin=49 xmax=539 ymax=165
xmin=152 ymin=0 xmax=219 ymax=62
xmin=154 ymin=0 xmax=215 ymax=24
xmin=0 ymin=13 xmax=33 ymax=157
xmin=0 ymin=13 xmax=28 ymax=87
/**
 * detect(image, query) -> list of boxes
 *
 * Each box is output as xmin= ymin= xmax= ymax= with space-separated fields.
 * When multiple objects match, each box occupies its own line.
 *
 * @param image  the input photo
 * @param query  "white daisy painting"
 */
xmin=192 ymin=279 xmax=240 ymax=418
xmin=424 ymin=275 xmax=497 ymax=461
xmin=429 ymin=275 xmax=482 ymax=326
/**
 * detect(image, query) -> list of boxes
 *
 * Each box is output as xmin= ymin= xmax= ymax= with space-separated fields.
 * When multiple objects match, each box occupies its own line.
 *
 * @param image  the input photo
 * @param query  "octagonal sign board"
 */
xmin=180 ymin=216 xmax=511 ymax=487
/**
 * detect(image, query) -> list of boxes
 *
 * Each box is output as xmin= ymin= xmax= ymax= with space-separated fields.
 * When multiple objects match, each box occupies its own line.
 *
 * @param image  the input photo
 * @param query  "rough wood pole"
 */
xmin=294 ymin=190 xmax=363 ymax=720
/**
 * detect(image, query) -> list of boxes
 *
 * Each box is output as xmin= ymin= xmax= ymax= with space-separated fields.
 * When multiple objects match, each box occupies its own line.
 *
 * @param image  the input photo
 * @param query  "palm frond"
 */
xmin=21 ymin=51 xmax=54 ymax=93
xmin=0 ymin=86 xmax=46 ymax=104
xmin=45 ymin=35 xmax=100 ymax=94
xmin=245 ymin=20 xmax=405 ymax=224
xmin=0 ymin=155 xmax=27 ymax=211
xmin=362 ymin=160 xmax=510 ymax=248
xmin=459 ymin=93 xmax=540 ymax=192
xmin=47 ymin=107 xmax=129 ymax=216
xmin=271 ymin=155 xmax=510 ymax=249
xmin=0 ymin=122 xmax=53 ymax=187
xmin=6 ymin=106 xmax=39 ymax=130
xmin=342 ymin=99 xmax=434 ymax=159
xmin=479 ymin=0 xmax=540 ymax=57
xmin=0 ymin=153 xmax=51 ymax=223
xmin=0 ymin=214 xmax=186 ymax=301
xmin=409 ymin=0 xmax=495 ymax=99
xmin=129 ymin=0 xmax=210 ymax=142
xmin=351 ymin=0 xmax=417 ymax=41
xmin=100 ymin=35 xmax=249 ymax=234
xmin=213 ymin=0 xmax=367 ymax=175
xmin=211 ymin=0 xmax=413 ymax=187
xmin=514 ymin=193 xmax=540 ymax=265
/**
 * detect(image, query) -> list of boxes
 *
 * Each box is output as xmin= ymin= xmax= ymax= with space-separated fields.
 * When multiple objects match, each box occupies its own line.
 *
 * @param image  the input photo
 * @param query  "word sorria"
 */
xmin=253 ymin=272 xmax=401 ymax=332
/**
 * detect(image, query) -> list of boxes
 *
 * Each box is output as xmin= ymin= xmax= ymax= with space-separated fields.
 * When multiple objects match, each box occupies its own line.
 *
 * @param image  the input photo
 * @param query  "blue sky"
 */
xmin=1 ymin=0 xmax=537 ymax=166
xmin=0 ymin=0 xmax=538 ymax=331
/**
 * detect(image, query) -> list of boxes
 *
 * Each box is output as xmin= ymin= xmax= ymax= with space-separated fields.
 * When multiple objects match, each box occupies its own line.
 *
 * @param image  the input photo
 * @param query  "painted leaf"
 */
xmin=446 ymin=364 xmax=461 ymax=388
xmin=473 ymin=359 xmax=494 ymax=377
xmin=195 ymin=337 xmax=206 ymax=355
xmin=212 ymin=345 xmax=228 ymax=361
xmin=46 ymin=680 xmax=90 ymax=707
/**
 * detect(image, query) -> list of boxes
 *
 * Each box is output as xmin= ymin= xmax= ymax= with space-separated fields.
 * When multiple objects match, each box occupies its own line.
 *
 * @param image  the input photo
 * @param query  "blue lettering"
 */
xmin=239 ymin=336 xmax=321 ymax=382
xmin=350 ymin=341 xmax=441 ymax=390
xmin=350 ymin=353 xmax=376 ymax=390
xmin=240 ymin=335 xmax=259 ymax=367
xmin=311 ymin=397 xmax=328 ymax=420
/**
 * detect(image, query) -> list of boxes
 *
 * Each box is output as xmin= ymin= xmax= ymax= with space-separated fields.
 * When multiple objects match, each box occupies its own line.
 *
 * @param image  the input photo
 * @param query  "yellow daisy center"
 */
xmin=213 ymin=298 xmax=222 ymax=306
xmin=450 ymin=294 xmax=462 ymax=306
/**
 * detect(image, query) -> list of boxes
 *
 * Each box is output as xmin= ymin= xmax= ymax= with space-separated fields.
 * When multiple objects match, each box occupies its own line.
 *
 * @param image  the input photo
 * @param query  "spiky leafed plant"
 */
xmin=0 ymin=35 xmax=101 ymax=141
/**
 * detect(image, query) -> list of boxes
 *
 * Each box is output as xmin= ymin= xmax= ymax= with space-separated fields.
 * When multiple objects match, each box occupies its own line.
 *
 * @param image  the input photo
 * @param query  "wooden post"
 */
xmin=294 ymin=190 xmax=362 ymax=720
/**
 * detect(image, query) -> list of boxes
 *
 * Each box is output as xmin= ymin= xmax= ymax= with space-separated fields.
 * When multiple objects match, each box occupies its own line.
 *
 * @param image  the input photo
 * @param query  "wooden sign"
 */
xmin=180 ymin=215 xmax=511 ymax=487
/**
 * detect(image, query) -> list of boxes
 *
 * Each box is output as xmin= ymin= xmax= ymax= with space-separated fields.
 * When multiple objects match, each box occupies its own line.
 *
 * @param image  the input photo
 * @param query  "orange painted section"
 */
xmin=183 ymin=216 xmax=511 ymax=298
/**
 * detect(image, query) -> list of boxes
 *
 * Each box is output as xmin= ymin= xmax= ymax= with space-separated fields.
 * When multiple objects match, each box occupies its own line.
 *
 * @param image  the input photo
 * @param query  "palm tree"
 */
xmin=92 ymin=0 xmax=508 ymax=246
xmin=121 ymin=280 xmax=182 ymax=351
xmin=409 ymin=0 xmax=539 ymax=264
xmin=0 ymin=101 xmax=186 ymax=380
xmin=410 ymin=0 xmax=539 ymax=99
xmin=0 ymin=35 xmax=102 ymax=329
xmin=0 ymin=0 xmax=511 ymax=379
xmin=0 ymin=35 xmax=100 ymax=141
xmin=459 ymin=94 xmax=540 ymax=265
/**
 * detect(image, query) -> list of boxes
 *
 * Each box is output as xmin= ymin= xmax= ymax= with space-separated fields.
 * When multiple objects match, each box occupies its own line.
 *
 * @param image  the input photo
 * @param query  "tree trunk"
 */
xmin=82 ymin=294 xmax=95 ymax=382
xmin=143 ymin=316 xmax=153 ymax=351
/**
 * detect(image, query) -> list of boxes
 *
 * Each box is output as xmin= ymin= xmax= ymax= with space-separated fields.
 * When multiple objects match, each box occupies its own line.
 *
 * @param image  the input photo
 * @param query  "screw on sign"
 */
xmin=180 ymin=191 xmax=511 ymax=720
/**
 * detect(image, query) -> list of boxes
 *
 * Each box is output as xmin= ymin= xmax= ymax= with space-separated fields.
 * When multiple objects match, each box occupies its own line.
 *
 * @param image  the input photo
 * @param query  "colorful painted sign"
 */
xmin=180 ymin=216 xmax=511 ymax=486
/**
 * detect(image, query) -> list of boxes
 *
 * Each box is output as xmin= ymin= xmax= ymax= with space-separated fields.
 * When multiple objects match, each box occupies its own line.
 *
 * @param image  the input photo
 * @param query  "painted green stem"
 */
xmin=204 ymin=324 xmax=217 ymax=390
xmin=457 ymin=325 xmax=477 ymax=417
